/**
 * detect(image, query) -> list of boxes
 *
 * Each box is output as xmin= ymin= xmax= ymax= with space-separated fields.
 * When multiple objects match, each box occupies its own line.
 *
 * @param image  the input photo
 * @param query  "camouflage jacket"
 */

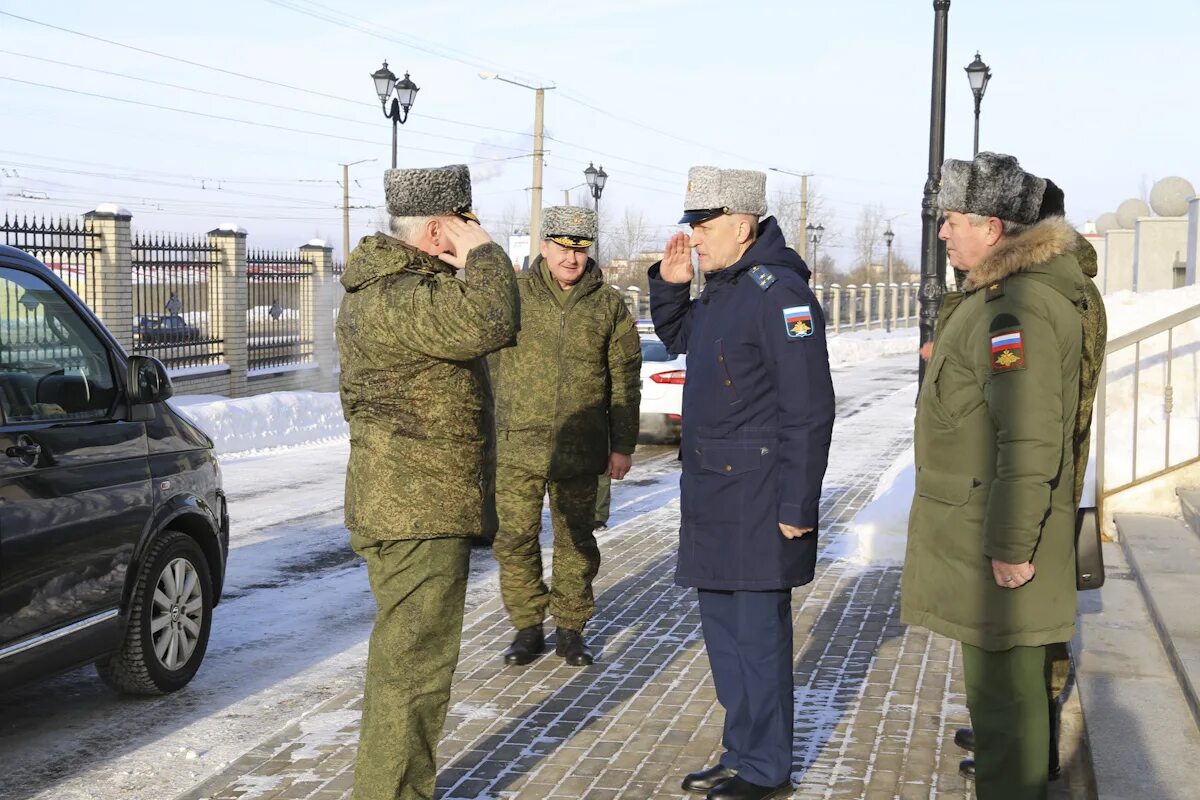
xmin=336 ymin=234 xmax=518 ymax=540
xmin=489 ymin=256 xmax=642 ymax=478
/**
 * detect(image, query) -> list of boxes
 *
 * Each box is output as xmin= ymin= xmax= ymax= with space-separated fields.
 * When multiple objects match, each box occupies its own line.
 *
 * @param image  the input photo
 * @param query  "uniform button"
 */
xmin=723 ymin=379 xmax=732 ymax=387
xmin=724 ymin=464 xmax=732 ymax=472
xmin=718 ymin=355 xmax=725 ymax=362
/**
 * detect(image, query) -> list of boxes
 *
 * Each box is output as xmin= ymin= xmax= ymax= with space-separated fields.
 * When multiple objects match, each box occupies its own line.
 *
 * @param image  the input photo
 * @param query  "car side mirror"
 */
xmin=127 ymin=355 xmax=174 ymax=409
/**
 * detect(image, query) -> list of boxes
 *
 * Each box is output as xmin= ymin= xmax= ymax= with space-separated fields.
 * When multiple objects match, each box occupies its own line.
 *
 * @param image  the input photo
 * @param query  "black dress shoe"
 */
xmin=682 ymin=764 xmax=736 ymax=794
xmin=959 ymin=758 xmax=975 ymax=780
xmin=954 ymin=727 xmax=975 ymax=752
xmin=503 ymin=624 xmax=544 ymax=666
xmin=706 ymin=776 xmax=793 ymax=800
xmin=555 ymin=627 xmax=594 ymax=666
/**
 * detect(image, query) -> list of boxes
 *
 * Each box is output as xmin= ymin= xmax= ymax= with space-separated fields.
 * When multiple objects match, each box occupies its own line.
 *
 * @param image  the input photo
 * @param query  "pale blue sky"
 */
xmin=1 ymin=0 xmax=1195 ymax=266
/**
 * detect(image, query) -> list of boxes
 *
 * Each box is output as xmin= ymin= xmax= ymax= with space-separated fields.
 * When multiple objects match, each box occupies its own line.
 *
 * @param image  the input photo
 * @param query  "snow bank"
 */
xmin=828 ymin=328 xmax=918 ymax=367
xmin=826 ymin=446 xmax=914 ymax=567
xmin=167 ymin=391 xmax=347 ymax=457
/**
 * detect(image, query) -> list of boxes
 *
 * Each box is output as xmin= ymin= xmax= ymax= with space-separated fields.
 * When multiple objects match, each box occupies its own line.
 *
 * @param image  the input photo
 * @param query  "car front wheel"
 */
xmin=96 ymin=531 xmax=214 ymax=695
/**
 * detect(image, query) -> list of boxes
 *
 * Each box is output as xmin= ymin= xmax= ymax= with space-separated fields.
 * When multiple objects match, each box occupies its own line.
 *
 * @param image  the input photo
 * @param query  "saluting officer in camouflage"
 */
xmin=490 ymin=206 xmax=642 ymax=667
xmin=336 ymin=164 xmax=518 ymax=800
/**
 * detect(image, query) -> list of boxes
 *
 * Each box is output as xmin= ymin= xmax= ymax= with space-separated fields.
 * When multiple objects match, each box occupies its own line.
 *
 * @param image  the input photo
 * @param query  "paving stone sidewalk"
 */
xmin=181 ymin=396 xmax=1095 ymax=799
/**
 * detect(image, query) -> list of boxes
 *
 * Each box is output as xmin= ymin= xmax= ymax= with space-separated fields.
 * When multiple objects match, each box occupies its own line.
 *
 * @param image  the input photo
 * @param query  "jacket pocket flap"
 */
xmin=700 ymin=445 xmax=761 ymax=476
xmin=916 ymin=467 xmax=974 ymax=506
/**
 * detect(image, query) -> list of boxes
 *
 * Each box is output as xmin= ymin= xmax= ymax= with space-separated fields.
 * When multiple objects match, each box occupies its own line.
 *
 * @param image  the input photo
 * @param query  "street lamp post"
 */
xmin=919 ymin=0 xmax=952 ymax=383
xmin=883 ymin=223 xmax=895 ymax=332
xmin=480 ymin=72 xmax=555 ymax=245
xmin=806 ymin=222 xmax=825 ymax=286
xmin=370 ymin=62 xmax=419 ymax=169
xmin=583 ymin=162 xmax=607 ymax=263
xmin=965 ymin=51 xmax=992 ymax=156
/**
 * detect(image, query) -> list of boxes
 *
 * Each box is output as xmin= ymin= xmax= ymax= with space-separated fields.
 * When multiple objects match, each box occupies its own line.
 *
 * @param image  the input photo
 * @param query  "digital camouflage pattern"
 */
xmin=336 ymin=234 xmax=519 ymax=540
xmin=490 ymin=256 xmax=641 ymax=630
xmin=488 ymin=256 xmax=642 ymax=478
xmin=1069 ymin=231 xmax=1107 ymax=505
xmin=902 ymin=217 xmax=1086 ymax=651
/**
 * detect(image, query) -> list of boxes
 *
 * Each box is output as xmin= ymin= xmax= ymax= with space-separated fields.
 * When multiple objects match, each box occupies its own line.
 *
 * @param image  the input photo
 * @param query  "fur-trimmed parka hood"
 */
xmin=961 ymin=217 xmax=1090 ymax=314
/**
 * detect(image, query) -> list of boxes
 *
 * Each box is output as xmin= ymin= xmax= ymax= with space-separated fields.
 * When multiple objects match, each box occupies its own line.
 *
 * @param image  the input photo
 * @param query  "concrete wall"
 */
xmin=1133 ymin=217 xmax=1189 ymax=292
xmin=1187 ymin=197 xmax=1198 ymax=286
xmin=1104 ymin=229 xmax=1135 ymax=294
xmin=1085 ymin=234 xmax=1107 ymax=290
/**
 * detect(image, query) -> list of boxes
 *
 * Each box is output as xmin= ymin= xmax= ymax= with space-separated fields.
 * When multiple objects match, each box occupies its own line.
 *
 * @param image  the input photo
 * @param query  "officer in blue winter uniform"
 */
xmin=648 ymin=166 xmax=836 ymax=800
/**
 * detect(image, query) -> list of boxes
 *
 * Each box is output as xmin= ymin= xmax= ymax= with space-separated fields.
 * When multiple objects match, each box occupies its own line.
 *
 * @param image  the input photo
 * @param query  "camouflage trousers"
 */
xmin=594 ymin=474 xmax=612 ymax=525
xmin=494 ymin=466 xmax=601 ymax=632
xmin=350 ymin=534 xmax=470 ymax=800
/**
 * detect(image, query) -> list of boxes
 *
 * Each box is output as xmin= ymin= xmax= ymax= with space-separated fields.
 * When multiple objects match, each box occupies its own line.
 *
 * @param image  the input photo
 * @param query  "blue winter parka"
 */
xmin=649 ymin=217 xmax=836 ymax=591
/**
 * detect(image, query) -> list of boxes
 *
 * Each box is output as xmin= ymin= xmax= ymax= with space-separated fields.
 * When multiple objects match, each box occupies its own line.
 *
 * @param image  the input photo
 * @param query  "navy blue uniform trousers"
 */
xmin=698 ymin=588 xmax=794 ymax=786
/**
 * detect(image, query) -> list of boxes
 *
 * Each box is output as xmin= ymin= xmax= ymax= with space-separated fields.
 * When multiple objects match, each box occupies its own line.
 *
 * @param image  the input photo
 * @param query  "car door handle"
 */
xmin=5 ymin=442 xmax=41 ymax=459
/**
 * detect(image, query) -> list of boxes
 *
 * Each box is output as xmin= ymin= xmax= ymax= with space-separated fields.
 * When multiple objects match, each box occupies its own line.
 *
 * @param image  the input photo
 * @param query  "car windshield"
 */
xmin=640 ymin=338 xmax=672 ymax=362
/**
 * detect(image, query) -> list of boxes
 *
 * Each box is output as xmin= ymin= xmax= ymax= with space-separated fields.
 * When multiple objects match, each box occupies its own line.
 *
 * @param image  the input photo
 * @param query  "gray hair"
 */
xmin=964 ymin=213 xmax=1032 ymax=239
xmin=387 ymin=215 xmax=434 ymax=244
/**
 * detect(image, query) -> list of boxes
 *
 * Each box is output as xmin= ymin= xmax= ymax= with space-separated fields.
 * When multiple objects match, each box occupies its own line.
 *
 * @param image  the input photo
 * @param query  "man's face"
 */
xmin=540 ymin=240 xmax=589 ymax=287
xmin=938 ymin=211 xmax=996 ymax=271
xmin=689 ymin=215 xmax=749 ymax=272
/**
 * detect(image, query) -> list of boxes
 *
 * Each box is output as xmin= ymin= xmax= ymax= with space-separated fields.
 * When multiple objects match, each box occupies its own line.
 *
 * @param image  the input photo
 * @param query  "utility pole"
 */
xmin=768 ymin=167 xmax=814 ymax=260
xmin=531 ymin=87 xmax=547 ymax=246
xmin=339 ymin=157 xmax=376 ymax=262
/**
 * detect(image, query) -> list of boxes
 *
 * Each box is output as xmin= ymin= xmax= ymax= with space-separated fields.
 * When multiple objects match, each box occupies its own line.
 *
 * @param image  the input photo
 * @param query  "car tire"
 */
xmin=96 ymin=531 xmax=214 ymax=695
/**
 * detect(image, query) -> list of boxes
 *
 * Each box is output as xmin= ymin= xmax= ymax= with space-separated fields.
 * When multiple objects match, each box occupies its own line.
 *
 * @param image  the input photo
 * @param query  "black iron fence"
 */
xmin=247 ymin=249 xmax=313 ymax=371
xmin=131 ymin=231 xmax=224 ymax=370
xmin=0 ymin=213 xmax=99 ymax=308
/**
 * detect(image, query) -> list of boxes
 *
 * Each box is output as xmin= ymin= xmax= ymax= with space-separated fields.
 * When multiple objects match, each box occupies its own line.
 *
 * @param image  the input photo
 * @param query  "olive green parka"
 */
xmin=489 ymin=256 xmax=642 ymax=478
xmin=336 ymin=235 xmax=519 ymax=540
xmin=901 ymin=217 xmax=1088 ymax=650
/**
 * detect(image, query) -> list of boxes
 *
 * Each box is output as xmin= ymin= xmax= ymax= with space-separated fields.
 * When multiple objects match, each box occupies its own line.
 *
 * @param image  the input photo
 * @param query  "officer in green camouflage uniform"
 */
xmin=336 ymin=164 xmax=519 ymax=800
xmin=490 ymin=206 xmax=642 ymax=667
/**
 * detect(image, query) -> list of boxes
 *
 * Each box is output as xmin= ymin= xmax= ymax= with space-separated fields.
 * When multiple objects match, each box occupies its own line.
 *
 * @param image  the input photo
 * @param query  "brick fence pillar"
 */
xmin=300 ymin=239 xmax=337 ymax=391
xmin=82 ymin=204 xmax=133 ymax=350
xmin=208 ymin=224 xmax=248 ymax=397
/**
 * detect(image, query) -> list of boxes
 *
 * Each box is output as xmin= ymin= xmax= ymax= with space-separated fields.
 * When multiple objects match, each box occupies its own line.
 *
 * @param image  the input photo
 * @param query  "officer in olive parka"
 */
xmin=336 ymin=164 xmax=518 ymax=800
xmin=489 ymin=205 xmax=642 ymax=668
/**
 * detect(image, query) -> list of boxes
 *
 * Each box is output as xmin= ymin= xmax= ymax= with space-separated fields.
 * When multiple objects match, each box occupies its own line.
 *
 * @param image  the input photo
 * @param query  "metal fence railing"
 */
xmin=247 ymin=249 xmax=313 ymax=371
xmin=1096 ymin=303 xmax=1200 ymax=512
xmin=0 ymin=213 xmax=99 ymax=308
xmin=131 ymin=231 xmax=224 ymax=370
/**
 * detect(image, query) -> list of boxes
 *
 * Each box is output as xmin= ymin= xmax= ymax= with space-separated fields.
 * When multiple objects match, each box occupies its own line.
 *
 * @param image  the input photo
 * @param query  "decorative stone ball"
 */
xmin=1115 ymin=198 xmax=1151 ymax=229
xmin=1094 ymin=212 xmax=1120 ymax=235
xmin=1149 ymin=176 xmax=1195 ymax=217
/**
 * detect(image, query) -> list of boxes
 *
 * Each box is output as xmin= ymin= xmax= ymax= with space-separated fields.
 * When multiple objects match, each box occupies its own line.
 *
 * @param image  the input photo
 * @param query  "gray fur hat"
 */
xmin=383 ymin=164 xmax=478 ymax=221
xmin=679 ymin=166 xmax=768 ymax=224
xmin=939 ymin=152 xmax=1047 ymax=225
xmin=542 ymin=205 xmax=597 ymax=248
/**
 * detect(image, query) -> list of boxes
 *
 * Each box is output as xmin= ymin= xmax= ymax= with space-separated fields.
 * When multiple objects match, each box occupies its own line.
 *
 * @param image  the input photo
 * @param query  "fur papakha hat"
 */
xmin=384 ymin=164 xmax=478 ymax=221
xmin=939 ymin=152 xmax=1047 ymax=225
xmin=679 ymin=166 xmax=768 ymax=224
xmin=542 ymin=205 xmax=597 ymax=248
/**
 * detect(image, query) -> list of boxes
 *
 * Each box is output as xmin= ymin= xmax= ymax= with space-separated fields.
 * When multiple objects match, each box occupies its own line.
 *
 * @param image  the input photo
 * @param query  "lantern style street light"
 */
xmin=371 ymin=61 xmax=419 ymax=169
xmin=806 ymin=222 xmax=825 ymax=286
xmin=583 ymin=162 xmax=608 ymax=262
xmin=965 ymin=51 xmax=992 ymax=156
xmin=883 ymin=223 xmax=896 ymax=332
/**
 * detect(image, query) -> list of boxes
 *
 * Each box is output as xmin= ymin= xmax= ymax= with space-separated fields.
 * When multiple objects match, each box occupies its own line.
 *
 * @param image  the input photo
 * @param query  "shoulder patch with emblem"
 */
xmin=990 ymin=329 xmax=1025 ymax=372
xmin=985 ymin=279 xmax=1006 ymax=302
xmin=783 ymin=305 xmax=814 ymax=339
xmin=748 ymin=265 xmax=777 ymax=291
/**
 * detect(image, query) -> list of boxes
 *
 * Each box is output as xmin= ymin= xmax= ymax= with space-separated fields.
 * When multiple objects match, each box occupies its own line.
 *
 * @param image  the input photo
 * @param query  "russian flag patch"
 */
xmin=990 ymin=330 xmax=1025 ymax=372
xmin=783 ymin=305 xmax=813 ymax=339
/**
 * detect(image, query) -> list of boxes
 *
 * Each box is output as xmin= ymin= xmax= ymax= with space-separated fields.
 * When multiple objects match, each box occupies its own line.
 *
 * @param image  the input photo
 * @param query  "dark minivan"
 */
xmin=0 ymin=244 xmax=228 ymax=694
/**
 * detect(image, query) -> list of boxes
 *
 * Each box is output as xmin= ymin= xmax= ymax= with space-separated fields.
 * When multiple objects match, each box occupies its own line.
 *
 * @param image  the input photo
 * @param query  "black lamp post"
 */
xmin=965 ymin=51 xmax=992 ymax=156
xmin=371 ymin=61 xmax=419 ymax=169
xmin=806 ymin=222 xmax=824 ymax=286
xmin=883 ymin=224 xmax=895 ymax=332
xmin=919 ymin=1 xmax=951 ymax=383
xmin=584 ymin=162 xmax=608 ymax=262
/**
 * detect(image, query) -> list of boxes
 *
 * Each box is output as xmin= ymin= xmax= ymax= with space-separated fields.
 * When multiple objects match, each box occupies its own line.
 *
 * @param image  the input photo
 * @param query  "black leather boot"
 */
xmin=503 ymin=624 xmax=544 ymax=666
xmin=554 ymin=627 xmax=594 ymax=666
xmin=706 ymin=776 xmax=793 ymax=800
xmin=954 ymin=727 xmax=975 ymax=752
xmin=682 ymin=764 xmax=736 ymax=794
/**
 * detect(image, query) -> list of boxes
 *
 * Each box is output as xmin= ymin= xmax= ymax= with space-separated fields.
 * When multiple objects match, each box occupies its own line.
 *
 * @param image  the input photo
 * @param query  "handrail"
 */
xmin=1108 ymin=304 xmax=1200 ymax=353
xmin=1096 ymin=301 xmax=1200 ymax=515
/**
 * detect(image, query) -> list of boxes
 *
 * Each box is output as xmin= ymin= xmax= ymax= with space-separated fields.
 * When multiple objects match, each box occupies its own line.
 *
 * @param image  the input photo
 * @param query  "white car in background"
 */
xmin=639 ymin=335 xmax=685 ymax=442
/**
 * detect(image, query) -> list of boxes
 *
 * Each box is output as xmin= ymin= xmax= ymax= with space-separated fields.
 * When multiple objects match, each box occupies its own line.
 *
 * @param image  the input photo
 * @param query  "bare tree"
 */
xmin=852 ymin=204 xmax=887 ymax=280
xmin=608 ymin=209 xmax=652 ymax=265
xmin=768 ymin=178 xmax=832 ymax=255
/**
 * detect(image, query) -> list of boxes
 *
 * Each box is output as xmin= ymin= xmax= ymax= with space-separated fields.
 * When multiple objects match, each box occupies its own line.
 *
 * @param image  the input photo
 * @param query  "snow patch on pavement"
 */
xmin=167 ymin=391 xmax=347 ymax=457
xmin=828 ymin=328 xmax=918 ymax=367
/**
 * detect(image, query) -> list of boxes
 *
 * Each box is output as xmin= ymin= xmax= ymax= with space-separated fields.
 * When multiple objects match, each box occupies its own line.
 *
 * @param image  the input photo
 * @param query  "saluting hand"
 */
xmin=437 ymin=217 xmax=493 ymax=270
xmin=659 ymin=232 xmax=694 ymax=284
xmin=779 ymin=523 xmax=814 ymax=540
